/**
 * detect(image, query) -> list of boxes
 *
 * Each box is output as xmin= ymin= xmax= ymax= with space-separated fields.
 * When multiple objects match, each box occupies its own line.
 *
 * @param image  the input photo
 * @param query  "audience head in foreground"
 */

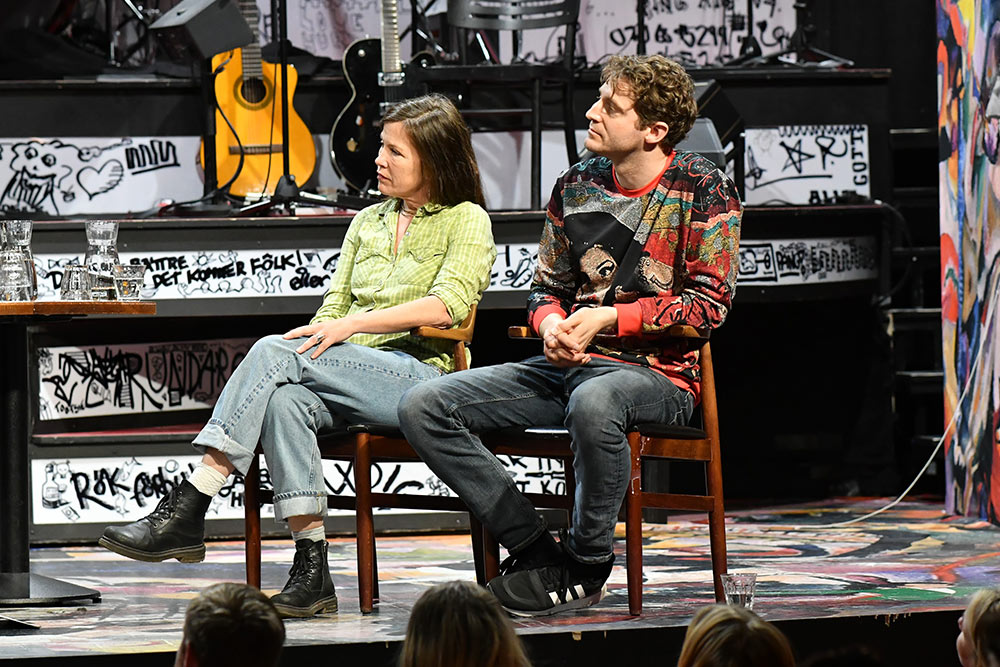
xmin=676 ymin=604 xmax=794 ymax=667
xmin=958 ymin=587 xmax=1000 ymax=667
xmin=400 ymin=580 xmax=531 ymax=667
xmin=175 ymin=582 xmax=285 ymax=667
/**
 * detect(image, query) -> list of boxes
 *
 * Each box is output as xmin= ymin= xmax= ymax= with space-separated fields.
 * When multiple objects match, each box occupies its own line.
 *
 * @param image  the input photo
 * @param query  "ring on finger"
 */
xmin=315 ymin=333 xmax=326 ymax=343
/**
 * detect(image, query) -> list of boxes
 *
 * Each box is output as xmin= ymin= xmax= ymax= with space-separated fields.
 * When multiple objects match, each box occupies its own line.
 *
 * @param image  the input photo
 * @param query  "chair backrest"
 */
xmin=447 ymin=0 xmax=579 ymax=67
xmin=448 ymin=0 xmax=579 ymax=31
xmin=412 ymin=303 xmax=477 ymax=371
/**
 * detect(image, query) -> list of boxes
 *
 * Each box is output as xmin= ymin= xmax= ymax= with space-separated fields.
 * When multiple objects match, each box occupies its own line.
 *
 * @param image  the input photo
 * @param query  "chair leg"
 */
xmin=354 ymin=435 xmax=376 ymax=613
xmin=708 ymin=502 xmax=728 ymax=603
xmin=483 ymin=527 xmax=501 ymax=582
xmin=706 ymin=455 xmax=728 ymax=602
xmin=563 ymin=455 xmax=576 ymax=526
xmin=371 ymin=528 xmax=380 ymax=602
xmin=244 ymin=450 xmax=262 ymax=589
xmin=562 ymin=79 xmax=578 ymax=166
xmin=469 ymin=513 xmax=487 ymax=586
xmin=530 ymin=77 xmax=542 ymax=209
xmin=625 ymin=433 xmax=644 ymax=616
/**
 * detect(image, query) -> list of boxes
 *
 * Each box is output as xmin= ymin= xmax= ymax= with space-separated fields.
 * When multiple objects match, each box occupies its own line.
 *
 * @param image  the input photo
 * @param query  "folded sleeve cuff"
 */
xmin=530 ymin=305 xmax=567 ymax=335
xmin=614 ymin=302 xmax=643 ymax=336
xmin=428 ymin=287 xmax=467 ymax=325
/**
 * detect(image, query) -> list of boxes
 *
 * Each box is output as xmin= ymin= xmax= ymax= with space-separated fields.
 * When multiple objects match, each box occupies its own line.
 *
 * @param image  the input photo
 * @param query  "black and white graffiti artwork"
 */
xmin=32 ymin=454 xmax=567 ymax=526
xmin=37 ymin=338 xmax=256 ymax=421
xmin=0 ymin=136 xmax=201 ymax=216
xmin=744 ymin=125 xmax=871 ymax=206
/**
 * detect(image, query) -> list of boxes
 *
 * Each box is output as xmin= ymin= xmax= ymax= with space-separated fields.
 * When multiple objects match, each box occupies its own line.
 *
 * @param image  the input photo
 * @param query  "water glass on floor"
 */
xmin=720 ymin=573 xmax=757 ymax=610
xmin=113 ymin=263 xmax=147 ymax=301
xmin=60 ymin=264 xmax=91 ymax=301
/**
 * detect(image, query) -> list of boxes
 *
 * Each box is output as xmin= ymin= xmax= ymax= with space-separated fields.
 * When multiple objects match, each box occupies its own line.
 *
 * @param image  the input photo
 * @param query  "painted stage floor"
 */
xmin=0 ymin=497 xmax=992 ymax=663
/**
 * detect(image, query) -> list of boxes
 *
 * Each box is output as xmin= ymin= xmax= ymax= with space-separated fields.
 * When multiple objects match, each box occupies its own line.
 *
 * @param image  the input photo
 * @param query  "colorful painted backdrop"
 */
xmin=939 ymin=0 xmax=1000 ymax=521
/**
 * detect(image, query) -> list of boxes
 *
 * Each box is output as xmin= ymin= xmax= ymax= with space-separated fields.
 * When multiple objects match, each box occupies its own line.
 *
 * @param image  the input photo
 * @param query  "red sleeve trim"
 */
xmin=530 ymin=305 xmax=567 ymax=334
xmin=614 ymin=302 xmax=643 ymax=336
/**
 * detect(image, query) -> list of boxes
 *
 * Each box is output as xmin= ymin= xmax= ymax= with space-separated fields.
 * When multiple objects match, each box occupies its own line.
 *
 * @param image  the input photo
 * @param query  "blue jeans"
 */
xmin=192 ymin=335 xmax=442 ymax=521
xmin=398 ymin=356 xmax=693 ymax=564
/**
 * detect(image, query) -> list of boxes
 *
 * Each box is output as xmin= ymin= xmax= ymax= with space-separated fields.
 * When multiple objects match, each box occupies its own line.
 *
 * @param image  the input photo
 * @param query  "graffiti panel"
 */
xmin=31 ymin=454 xmax=567 ymax=525
xmin=37 ymin=339 xmax=255 ymax=421
xmin=744 ymin=125 xmax=871 ymax=205
xmin=0 ymin=137 xmax=202 ymax=216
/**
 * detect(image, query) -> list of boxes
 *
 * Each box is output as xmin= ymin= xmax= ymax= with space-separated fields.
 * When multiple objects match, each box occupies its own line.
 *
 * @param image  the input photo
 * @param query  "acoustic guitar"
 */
xmin=201 ymin=0 xmax=316 ymax=198
xmin=329 ymin=0 xmax=431 ymax=193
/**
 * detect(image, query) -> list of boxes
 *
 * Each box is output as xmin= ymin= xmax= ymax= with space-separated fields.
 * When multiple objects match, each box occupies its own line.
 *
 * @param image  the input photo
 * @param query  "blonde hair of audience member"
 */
xmin=677 ymin=604 xmax=795 ymax=667
xmin=958 ymin=588 xmax=1000 ymax=667
xmin=400 ymin=580 xmax=531 ymax=667
xmin=175 ymin=582 xmax=285 ymax=667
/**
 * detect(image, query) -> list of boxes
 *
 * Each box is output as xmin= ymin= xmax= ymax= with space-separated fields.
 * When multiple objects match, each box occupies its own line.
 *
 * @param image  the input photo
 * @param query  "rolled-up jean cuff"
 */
xmin=191 ymin=421 xmax=257 ymax=476
xmin=507 ymin=518 xmax=549 ymax=555
xmin=273 ymin=493 xmax=328 ymax=523
xmin=565 ymin=543 xmax=614 ymax=565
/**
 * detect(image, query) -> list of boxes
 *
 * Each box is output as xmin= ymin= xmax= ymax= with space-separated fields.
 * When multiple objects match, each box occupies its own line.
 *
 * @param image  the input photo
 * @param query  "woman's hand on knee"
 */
xmin=283 ymin=320 xmax=355 ymax=359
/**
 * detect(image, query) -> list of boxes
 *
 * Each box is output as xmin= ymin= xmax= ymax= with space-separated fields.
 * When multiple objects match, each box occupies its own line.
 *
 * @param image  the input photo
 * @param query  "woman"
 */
xmin=400 ymin=581 xmax=531 ymax=667
xmin=99 ymin=94 xmax=496 ymax=619
xmin=677 ymin=604 xmax=795 ymax=667
xmin=958 ymin=588 xmax=1000 ymax=667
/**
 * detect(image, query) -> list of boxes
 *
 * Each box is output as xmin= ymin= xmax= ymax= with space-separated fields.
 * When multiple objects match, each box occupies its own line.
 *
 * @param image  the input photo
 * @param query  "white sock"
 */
xmin=188 ymin=464 xmax=228 ymax=497
xmin=291 ymin=526 xmax=326 ymax=544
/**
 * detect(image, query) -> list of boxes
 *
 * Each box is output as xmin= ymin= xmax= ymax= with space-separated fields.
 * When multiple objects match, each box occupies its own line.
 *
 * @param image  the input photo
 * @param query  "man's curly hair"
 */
xmin=601 ymin=55 xmax=698 ymax=151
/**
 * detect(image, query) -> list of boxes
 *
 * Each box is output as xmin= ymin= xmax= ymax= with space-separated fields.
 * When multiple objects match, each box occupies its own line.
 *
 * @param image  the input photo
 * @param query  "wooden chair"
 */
xmin=479 ymin=324 xmax=728 ymax=615
xmin=243 ymin=305 xmax=519 ymax=613
xmin=411 ymin=0 xmax=581 ymax=209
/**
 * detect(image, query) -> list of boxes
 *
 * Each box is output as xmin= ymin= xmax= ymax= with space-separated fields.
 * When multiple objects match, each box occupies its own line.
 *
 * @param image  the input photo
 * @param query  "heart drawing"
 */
xmin=77 ymin=160 xmax=124 ymax=199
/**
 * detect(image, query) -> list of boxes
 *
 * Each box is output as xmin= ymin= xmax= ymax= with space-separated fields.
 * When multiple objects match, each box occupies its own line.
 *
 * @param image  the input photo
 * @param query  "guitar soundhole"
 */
xmin=241 ymin=77 xmax=267 ymax=104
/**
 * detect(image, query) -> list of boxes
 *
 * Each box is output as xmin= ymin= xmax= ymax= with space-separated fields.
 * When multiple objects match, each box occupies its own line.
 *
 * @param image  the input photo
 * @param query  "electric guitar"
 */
xmin=329 ymin=0 xmax=431 ymax=193
xmin=201 ymin=0 xmax=316 ymax=198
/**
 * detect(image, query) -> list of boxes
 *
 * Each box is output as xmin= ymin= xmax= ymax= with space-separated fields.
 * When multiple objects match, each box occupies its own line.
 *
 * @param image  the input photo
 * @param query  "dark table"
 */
xmin=0 ymin=300 xmax=155 ymax=606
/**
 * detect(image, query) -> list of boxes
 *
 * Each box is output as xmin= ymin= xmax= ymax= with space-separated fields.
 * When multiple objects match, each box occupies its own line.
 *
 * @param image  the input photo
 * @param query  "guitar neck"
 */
xmin=239 ymin=0 xmax=264 ymax=79
xmin=380 ymin=0 xmax=403 ymax=78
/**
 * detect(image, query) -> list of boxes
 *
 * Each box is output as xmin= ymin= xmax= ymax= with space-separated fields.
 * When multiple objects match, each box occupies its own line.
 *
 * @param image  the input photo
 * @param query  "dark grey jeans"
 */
xmin=398 ymin=356 xmax=693 ymax=564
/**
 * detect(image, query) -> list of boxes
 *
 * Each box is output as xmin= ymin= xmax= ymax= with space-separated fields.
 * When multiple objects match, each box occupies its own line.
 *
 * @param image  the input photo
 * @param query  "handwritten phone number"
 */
xmin=608 ymin=21 xmax=788 ymax=53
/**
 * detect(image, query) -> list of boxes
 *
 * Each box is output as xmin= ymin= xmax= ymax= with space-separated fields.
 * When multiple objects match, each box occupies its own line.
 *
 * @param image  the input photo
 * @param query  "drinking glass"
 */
xmin=113 ymin=263 xmax=147 ymax=301
xmin=0 ymin=250 xmax=32 ymax=301
xmin=3 ymin=220 xmax=36 ymax=298
xmin=2 ymin=220 xmax=32 ymax=246
xmin=85 ymin=221 xmax=119 ymax=300
xmin=720 ymin=573 xmax=757 ymax=610
xmin=60 ymin=264 xmax=92 ymax=301
xmin=84 ymin=220 xmax=118 ymax=245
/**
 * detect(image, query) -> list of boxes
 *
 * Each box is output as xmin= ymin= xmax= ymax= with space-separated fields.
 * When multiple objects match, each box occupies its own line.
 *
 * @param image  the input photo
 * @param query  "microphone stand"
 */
xmin=728 ymin=0 xmax=852 ymax=68
xmin=726 ymin=0 xmax=762 ymax=66
xmin=239 ymin=0 xmax=373 ymax=215
xmin=636 ymin=0 xmax=646 ymax=55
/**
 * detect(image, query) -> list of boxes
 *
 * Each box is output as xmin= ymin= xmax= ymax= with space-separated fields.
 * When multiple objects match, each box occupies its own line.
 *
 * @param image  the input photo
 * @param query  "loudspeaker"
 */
xmin=676 ymin=118 xmax=726 ymax=170
xmin=578 ymin=118 xmax=726 ymax=170
xmin=150 ymin=0 xmax=253 ymax=61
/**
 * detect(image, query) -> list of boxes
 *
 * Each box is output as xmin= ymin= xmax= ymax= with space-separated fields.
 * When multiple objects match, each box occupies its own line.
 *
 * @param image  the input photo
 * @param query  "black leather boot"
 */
xmin=270 ymin=539 xmax=339 ymax=618
xmin=98 ymin=480 xmax=210 ymax=563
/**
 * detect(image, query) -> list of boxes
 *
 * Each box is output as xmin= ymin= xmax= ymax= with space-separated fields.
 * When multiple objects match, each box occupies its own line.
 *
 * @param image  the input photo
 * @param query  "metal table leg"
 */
xmin=0 ymin=320 xmax=100 ymax=607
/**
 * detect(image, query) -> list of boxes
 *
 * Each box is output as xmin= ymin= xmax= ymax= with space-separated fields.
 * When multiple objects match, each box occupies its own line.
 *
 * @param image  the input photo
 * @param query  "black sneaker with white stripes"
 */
xmin=487 ymin=553 xmax=613 ymax=617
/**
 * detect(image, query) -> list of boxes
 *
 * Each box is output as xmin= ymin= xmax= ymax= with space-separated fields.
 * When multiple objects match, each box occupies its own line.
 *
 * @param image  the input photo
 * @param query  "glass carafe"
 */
xmin=84 ymin=220 xmax=119 ymax=300
xmin=2 ymin=220 xmax=36 ymax=300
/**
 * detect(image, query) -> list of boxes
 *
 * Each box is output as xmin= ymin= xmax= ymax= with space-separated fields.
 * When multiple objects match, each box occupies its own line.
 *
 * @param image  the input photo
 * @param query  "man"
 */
xmin=175 ymin=582 xmax=285 ymax=667
xmin=398 ymin=54 xmax=742 ymax=616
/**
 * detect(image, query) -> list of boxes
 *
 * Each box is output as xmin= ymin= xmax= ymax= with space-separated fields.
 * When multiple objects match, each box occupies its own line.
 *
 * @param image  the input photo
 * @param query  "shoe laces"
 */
xmin=283 ymin=548 xmax=311 ymax=591
xmin=498 ymin=528 xmax=565 ymax=576
xmin=143 ymin=486 xmax=180 ymax=527
xmin=545 ymin=529 xmax=573 ymax=604
xmin=497 ymin=552 xmax=523 ymax=576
